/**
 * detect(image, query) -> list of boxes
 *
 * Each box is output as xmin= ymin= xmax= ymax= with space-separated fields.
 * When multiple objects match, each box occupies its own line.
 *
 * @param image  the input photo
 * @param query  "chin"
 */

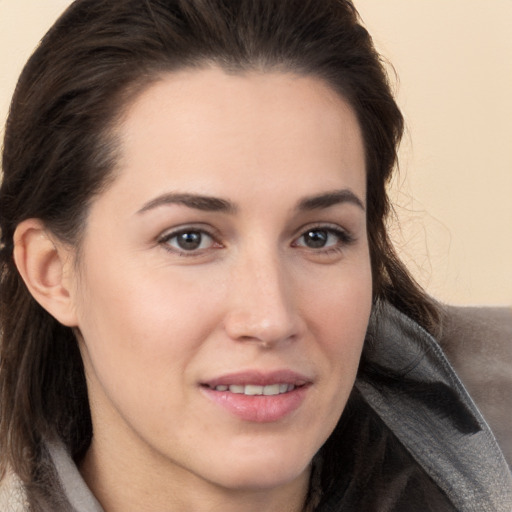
xmin=198 ymin=437 xmax=316 ymax=491
xmin=210 ymin=462 xmax=310 ymax=492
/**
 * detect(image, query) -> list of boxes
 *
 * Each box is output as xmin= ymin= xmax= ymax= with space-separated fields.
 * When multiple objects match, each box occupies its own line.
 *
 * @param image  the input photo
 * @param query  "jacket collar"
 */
xmin=356 ymin=302 xmax=512 ymax=511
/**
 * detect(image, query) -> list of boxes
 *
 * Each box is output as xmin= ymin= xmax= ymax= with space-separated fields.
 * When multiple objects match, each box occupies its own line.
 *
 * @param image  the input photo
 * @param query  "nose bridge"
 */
xmin=224 ymin=243 xmax=299 ymax=344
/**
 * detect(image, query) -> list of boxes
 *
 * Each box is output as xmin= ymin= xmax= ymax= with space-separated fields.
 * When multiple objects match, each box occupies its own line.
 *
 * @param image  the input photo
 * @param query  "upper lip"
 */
xmin=202 ymin=369 xmax=312 ymax=388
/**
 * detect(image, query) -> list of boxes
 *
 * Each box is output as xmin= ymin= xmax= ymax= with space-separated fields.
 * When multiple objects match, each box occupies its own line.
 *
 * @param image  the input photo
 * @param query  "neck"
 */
xmin=80 ymin=436 xmax=311 ymax=512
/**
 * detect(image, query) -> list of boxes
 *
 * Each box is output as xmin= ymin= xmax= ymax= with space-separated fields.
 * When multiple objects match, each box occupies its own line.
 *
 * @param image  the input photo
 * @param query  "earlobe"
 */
xmin=13 ymin=219 xmax=78 ymax=327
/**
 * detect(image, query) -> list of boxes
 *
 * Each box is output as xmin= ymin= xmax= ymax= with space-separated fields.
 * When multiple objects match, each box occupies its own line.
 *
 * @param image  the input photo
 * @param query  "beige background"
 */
xmin=1 ymin=1 xmax=511 ymax=305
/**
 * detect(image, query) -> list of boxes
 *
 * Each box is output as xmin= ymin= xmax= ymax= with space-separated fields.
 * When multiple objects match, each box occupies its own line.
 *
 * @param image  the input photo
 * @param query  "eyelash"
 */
xmin=158 ymin=226 xmax=221 ymax=257
xmin=292 ymin=225 xmax=355 ymax=255
xmin=157 ymin=224 xmax=355 ymax=257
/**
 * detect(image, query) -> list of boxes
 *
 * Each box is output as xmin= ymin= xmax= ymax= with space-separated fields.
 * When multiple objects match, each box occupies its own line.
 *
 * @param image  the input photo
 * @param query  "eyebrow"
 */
xmin=296 ymin=189 xmax=365 ymax=212
xmin=137 ymin=193 xmax=236 ymax=215
xmin=136 ymin=188 xmax=364 ymax=215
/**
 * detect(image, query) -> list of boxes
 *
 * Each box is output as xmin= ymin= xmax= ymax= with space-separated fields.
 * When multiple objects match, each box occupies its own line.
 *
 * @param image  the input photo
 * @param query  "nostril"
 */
xmin=223 ymin=294 xmax=302 ymax=346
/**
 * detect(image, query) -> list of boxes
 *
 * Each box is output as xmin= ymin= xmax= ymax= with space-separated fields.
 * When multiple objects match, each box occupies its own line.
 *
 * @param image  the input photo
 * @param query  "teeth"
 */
xmin=263 ymin=384 xmax=280 ymax=396
xmin=213 ymin=383 xmax=298 ymax=395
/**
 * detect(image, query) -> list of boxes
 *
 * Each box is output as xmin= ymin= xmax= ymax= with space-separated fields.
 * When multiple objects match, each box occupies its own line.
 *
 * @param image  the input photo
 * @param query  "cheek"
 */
xmin=287 ymin=259 xmax=372 ymax=456
xmin=303 ymin=256 xmax=372 ymax=395
xmin=74 ymin=258 xmax=226 ymax=388
xmin=304 ymin=256 xmax=373 ymax=343
xmin=73 ymin=266 xmax=224 ymax=445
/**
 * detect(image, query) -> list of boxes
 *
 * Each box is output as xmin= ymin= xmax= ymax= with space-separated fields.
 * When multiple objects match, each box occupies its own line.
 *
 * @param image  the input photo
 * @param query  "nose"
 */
xmin=223 ymin=250 xmax=302 ymax=348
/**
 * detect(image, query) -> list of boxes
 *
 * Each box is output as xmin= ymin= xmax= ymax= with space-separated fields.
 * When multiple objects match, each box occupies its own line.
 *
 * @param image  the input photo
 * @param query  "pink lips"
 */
xmin=200 ymin=370 xmax=311 ymax=423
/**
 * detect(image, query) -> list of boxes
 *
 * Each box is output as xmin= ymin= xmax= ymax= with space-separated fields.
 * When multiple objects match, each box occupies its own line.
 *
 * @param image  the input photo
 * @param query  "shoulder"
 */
xmin=0 ymin=467 xmax=29 ymax=512
xmin=358 ymin=302 xmax=512 ymax=509
xmin=439 ymin=304 xmax=512 ymax=465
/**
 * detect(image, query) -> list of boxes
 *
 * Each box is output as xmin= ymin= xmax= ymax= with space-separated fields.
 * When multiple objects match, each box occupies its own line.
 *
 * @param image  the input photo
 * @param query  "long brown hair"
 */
xmin=0 ymin=0 xmax=438 ymax=486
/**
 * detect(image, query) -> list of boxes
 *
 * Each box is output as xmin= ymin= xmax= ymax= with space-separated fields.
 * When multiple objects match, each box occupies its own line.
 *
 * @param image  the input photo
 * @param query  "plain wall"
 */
xmin=1 ymin=0 xmax=511 ymax=305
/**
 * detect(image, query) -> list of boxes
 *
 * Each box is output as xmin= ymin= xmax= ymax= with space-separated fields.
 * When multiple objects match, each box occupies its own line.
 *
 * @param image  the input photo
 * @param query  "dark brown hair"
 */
xmin=0 ymin=0 xmax=438 ymax=487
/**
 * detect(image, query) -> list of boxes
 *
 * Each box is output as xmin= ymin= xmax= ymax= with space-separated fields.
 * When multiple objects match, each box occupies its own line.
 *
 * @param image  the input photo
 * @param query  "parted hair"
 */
xmin=0 ymin=0 xmax=438 ymax=486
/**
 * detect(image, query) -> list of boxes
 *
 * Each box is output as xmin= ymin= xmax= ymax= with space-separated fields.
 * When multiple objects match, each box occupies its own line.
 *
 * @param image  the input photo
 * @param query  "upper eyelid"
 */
xmin=157 ymin=227 xmax=222 ymax=257
xmin=157 ymin=224 xmax=219 ymax=241
xmin=292 ymin=225 xmax=357 ymax=250
xmin=293 ymin=222 xmax=354 ymax=239
xmin=157 ymin=226 xmax=222 ymax=255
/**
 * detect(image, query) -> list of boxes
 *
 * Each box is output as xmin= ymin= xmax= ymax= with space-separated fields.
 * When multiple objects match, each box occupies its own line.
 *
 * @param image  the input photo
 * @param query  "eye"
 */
xmin=293 ymin=226 xmax=353 ymax=250
xmin=300 ymin=229 xmax=334 ymax=249
xmin=159 ymin=229 xmax=218 ymax=253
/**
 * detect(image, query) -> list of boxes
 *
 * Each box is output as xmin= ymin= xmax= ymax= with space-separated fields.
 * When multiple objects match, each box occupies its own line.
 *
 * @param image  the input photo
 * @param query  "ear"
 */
xmin=13 ymin=219 xmax=79 ymax=327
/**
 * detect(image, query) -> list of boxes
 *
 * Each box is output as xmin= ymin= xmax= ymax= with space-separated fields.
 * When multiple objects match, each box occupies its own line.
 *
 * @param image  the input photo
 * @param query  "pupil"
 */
xmin=178 ymin=232 xmax=202 ymax=250
xmin=305 ymin=230 xmax=327 ymax=248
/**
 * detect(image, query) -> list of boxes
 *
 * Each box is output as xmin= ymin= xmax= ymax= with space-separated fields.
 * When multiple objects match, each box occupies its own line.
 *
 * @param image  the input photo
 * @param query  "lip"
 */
xmin=200 ymin=370 xmax=312 ymax=423
xmin=202 ymin=369 xmax=310 ymax=388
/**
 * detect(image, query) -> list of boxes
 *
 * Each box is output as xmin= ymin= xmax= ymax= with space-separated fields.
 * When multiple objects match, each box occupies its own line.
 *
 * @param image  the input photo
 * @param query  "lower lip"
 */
xmin=201 ymin=386 xmax=308 ymax=423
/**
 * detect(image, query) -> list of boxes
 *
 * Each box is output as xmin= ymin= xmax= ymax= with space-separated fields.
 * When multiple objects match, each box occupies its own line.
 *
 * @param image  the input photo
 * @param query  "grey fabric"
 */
xmin=439 ymin=305 xmax=512 ymax=465
xmin=317 ymin=389 xmax=459 ymax=511
xmin=357 ymin=303 xmax=512 ymax=511
xmin=45 ymin=439 xmax=103 ymax=512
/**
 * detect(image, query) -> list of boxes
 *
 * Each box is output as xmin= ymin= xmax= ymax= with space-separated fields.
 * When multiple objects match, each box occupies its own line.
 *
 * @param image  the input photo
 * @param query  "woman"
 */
xmin=0 ymin=1 xmax=510 ymax=510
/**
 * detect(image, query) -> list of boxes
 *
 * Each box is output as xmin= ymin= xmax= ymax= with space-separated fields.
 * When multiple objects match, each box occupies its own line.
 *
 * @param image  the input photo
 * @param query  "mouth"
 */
xmin=200 ymin=370 xmax=311 ymax=422
xmin=203 ymin=382 xmax=305 ymax=396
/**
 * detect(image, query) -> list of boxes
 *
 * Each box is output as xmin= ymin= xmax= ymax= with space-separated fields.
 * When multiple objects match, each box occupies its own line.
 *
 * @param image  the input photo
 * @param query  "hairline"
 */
xmin=69 ymin=59 xmax=365 ymax=268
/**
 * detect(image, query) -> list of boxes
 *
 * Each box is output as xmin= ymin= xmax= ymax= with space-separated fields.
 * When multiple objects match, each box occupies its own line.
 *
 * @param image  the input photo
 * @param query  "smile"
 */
xmin=207 ymin=383 xmax=298 ymax=395
xmin=201 ymin=371 xmax=311 ymax=422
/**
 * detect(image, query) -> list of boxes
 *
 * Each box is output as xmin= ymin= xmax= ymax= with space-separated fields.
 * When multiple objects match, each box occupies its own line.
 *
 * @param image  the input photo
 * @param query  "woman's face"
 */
xmin=70 ymin=68 xmax=372 ymax=495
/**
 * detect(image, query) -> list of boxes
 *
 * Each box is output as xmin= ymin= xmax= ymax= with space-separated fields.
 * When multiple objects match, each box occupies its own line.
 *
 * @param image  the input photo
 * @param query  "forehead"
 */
xmin=108 ymin=66 xmax=366 ymax=208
